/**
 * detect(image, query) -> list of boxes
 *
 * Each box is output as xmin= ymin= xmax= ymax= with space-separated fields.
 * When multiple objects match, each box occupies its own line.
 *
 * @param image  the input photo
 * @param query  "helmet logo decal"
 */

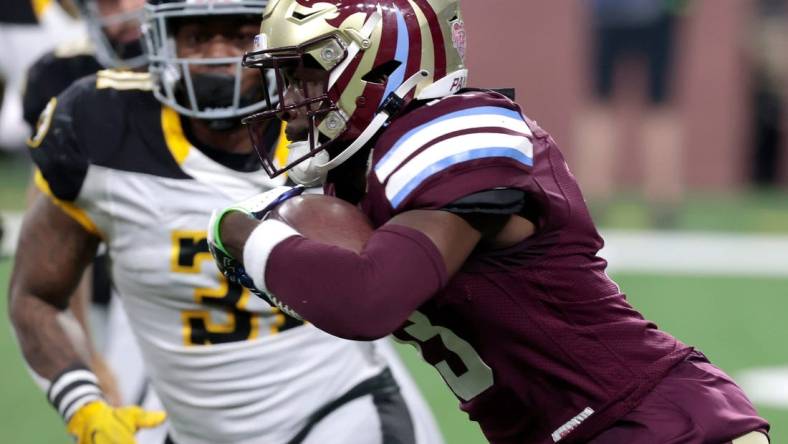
xmin=451 ymin=19 xmax=466 ymax=63
xmin=295 ymin=0 xmax=378 ymax=27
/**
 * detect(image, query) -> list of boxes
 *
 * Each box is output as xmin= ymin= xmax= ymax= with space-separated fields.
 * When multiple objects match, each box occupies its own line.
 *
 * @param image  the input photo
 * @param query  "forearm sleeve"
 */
xmin=265 ymin=224 xmax=448 ymax=340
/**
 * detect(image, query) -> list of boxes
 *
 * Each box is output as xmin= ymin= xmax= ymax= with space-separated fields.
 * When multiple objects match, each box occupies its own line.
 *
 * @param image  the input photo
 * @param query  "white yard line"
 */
xmin=737 ymin=367 xmax=788 ymax=408
xmin=600 ymin=230 xmax=788 ymax=277
xmin=3 ymin=210 xmax=788 ymax=276
xmin=1 ymin=211 xmax=22 ymax=257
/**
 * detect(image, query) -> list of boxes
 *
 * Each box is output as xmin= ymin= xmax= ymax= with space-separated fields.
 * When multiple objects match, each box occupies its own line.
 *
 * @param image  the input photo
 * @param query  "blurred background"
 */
xmin=1 ymin=0 xmax=787 ymax=442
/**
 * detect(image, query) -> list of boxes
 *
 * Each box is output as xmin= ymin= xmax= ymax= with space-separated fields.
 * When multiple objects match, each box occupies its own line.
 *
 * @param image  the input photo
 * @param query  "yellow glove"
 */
xmin=66 ymin=401 xmax=166 ymax=444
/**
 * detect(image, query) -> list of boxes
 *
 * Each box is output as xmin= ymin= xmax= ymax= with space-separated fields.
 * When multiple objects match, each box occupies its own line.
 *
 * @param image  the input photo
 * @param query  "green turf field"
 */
xmin=2 ymin=149 xmax=785 ymax=442
xmin=1 ymin=256 xmax=785 ymax=443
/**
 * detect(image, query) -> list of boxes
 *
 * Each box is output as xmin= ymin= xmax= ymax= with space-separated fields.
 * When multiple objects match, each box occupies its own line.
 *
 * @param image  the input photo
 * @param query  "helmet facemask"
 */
xmin=143 ymin=1 xmax=270 ymax=125
xmin=77 ymin=0 xmax=147 ymax=68
xmin=243 ymin=28 xmax=430 ymax=184
xmin=242 ymin=34 xmax=347 ymax=178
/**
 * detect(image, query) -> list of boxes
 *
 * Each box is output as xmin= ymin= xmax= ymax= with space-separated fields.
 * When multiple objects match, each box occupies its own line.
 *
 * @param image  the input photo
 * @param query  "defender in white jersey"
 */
xmin=21 ymin=3 xmax=167 ymax=442
xmin=9 ymin=1 xmax=444 ymax=443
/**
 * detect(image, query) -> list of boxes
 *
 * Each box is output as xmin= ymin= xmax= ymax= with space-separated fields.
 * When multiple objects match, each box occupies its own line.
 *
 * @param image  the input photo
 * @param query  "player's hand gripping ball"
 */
xmin=257 ymin=194 xmax=375 ymax=318
xmin=207 ymin=186 xmax=305 ymax=289
xmin=211 ymin=191 xmax=374 ymax=317
xmin=267 ymin=194 xmax=374 ymax=253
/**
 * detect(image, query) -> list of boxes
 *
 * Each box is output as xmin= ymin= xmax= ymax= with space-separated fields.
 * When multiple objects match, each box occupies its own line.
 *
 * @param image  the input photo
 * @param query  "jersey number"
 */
xmin=171 ymin=231 xmax=303 ymax=346
xmin=395 ymin=311 xmax=494 ymax=401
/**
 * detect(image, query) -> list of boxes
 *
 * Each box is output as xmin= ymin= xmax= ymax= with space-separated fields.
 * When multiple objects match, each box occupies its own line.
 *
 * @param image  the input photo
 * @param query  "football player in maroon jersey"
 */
xmin=209 ymin=0 xmax=770 ymax=442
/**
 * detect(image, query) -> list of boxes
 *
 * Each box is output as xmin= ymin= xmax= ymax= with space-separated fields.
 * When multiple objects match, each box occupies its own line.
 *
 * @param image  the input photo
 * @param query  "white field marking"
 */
xmin=599 ymin=229 xmax=788 ymax=277
xmin=736 ymin=367 xmax=788 ymax=408
xmin=3 ymin=210 xmax=788 ymax=277
xmin=596 ymin=229 xmax=788 ymax=409
xmin=1 ymin=211 xmax=22 ymax=257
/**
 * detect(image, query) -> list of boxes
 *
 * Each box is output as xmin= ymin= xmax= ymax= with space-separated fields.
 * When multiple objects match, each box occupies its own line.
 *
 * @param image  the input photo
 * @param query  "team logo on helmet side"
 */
xmin=294 ymin=0 xmax=377 ymax=26
xmin=451 ymin=19 xmax=466 ymax=63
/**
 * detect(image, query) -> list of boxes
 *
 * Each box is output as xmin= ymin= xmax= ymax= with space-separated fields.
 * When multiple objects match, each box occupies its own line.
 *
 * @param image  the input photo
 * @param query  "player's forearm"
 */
xmin=256 ymin=224 xmax=448 ymax=340
xmin=68 ymin=264 xmax=97 ymax=353
xmin=9 ymin=283 xmax=109 ymax=423
xmin=8 ymin=196 xmax=100 ymax=395
xmin=9 ymin=288 xmax=87 ymax=379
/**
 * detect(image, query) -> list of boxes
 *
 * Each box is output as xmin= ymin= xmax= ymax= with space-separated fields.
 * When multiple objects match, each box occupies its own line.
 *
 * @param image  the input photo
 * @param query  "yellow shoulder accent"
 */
xmin=274 ymin=123 xmax=290 ymax=169
xmin=27 ymin=97 xmax=57 ymax=149
xmin=161 ymin=106 xmax=191 ymax=165
xmin=96 ymin=69 xmax=153 ymax=91
xmin=31 ymin=0 xmax=52 ymax=19
xmin=34 ymin=169 xmax=104 ymax=239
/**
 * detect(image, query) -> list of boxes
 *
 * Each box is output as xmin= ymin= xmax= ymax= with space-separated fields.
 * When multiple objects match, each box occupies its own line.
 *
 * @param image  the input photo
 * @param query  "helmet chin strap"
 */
xmin=313 ymin=69 xmax=430 ymax=174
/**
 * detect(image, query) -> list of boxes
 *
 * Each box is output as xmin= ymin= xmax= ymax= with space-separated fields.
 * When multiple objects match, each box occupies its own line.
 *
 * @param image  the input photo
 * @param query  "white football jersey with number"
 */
xmin=30 ymin=71 xmax=390 ymax=444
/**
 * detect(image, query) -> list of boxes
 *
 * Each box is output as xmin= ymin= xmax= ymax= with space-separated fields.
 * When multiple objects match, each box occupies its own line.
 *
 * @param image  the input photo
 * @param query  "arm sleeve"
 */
xmin=264 ymin=224 xmax=448 ymax=340
xmin=23 ymin=52 xmax=102 ymax=130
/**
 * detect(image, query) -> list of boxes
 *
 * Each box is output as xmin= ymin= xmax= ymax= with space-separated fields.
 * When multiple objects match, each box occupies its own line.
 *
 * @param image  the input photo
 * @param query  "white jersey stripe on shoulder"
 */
xmin=386 ymin=132 xmax=533 ymax=207
xmin=375 ymin=106 xmax=530 ymax=182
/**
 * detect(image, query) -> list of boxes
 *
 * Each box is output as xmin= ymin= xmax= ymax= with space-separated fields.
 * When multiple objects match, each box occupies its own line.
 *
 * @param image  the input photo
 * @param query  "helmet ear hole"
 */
xmin=361 ymin=60 xmax=402 ymax=85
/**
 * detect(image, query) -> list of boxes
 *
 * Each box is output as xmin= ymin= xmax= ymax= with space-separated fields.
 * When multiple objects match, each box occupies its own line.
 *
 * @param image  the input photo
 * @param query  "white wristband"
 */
xmin=243 ymin=219 xmax=300 ymax=294
xmin=47 ymin=367 xmax=102 ymax=422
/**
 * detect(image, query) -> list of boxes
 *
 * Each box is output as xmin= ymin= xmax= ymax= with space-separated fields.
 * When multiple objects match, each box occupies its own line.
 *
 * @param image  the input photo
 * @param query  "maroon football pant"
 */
xmin=589 ymin=351 xmax=769 ymax=444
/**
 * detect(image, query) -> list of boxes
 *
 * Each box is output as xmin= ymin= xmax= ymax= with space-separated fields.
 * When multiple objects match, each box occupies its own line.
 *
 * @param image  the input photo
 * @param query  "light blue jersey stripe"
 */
xmin=389 ymin=147 xmax=534 ymax=207
xmin=380 ymin=8 xmax=409 ymax=106
xmin=376 ymin=106 xmax=525 ymax=174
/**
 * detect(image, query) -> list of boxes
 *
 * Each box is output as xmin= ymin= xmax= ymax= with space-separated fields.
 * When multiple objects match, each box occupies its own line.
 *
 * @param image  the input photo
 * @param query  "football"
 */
xmin=268 ymin=194 xmax=374 ymax=253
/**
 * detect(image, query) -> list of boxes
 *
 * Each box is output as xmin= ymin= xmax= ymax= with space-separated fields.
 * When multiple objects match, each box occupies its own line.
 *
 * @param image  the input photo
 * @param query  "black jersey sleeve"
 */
xmin=442 ymin=188 xmax=526 ymax=215
xmin=22 ymin=51 xmax=101 ymax=129
xmin=28 ymin=76 xmax=96 ymax=202
xmin=1 ymin=0 xmax=37 ymax=24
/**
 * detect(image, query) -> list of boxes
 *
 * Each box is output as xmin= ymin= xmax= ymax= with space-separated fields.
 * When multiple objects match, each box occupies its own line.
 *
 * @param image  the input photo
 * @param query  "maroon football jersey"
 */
xmin=352 ymin=90 xmax=693 ymax=443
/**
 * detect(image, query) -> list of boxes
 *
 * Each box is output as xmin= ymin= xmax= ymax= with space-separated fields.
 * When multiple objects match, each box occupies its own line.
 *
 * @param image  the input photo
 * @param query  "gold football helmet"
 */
xmin=243 ymin=0 xmax=468 ymax=182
